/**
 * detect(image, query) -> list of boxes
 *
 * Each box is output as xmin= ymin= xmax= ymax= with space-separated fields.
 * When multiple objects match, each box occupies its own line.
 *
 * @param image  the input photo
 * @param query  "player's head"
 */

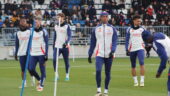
xmin=100 ymin=11 xmax=109 ymax=24
xmin=56 ymin=13 xmax=65 ymax=24
xmin=19 ymin=17 xmax=27 ymax=27
xmin=34 ymin=16 xmax=42 ymax=28
xmin=19 ymin=16 xmax=28 ymax=31
xmin=132 ymin=15 xmax=142 ymax=26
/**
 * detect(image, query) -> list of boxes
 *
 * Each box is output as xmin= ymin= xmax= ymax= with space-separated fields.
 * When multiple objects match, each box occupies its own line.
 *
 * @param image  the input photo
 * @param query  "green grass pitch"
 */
xmin=0 ymin=58 xmax=168 ymax=96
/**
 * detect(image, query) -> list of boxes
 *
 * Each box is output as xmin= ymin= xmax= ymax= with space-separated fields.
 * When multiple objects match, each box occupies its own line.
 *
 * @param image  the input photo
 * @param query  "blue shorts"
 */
xmin=130 ymin=49 xmax=145 ymax=68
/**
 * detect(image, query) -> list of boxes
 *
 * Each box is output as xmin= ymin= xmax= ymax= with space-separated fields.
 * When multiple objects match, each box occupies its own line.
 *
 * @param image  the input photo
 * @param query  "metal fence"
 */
xmin=0 ymin=26 xmax=170 ymax=46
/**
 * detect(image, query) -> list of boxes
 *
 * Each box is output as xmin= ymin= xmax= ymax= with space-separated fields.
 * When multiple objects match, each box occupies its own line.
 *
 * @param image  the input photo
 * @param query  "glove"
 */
xmin=15 ymin=55 xmax=18 ymax=61
xmin=156 ymin=72 xmax=161 ymax=78
xmin=45 ymin=55 xmax=48 ymax=61
xmin=63 ymin=43 xmax=68 ymax=48
xmin=126 ymin=51 xmax=130 ymax=56
xmin=88 ymin=56 xmax=92 ymax=63
xmin=109 ymin=51 xmax=114 ymax=58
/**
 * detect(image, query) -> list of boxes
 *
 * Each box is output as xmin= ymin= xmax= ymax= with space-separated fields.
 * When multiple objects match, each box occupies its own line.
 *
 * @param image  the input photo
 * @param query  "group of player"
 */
xmin=15 ymin=11 xmax=170 ymax=96
xmin=15 ymin=13 xmax=71 ymax=92
xmin=88 ymin=11 xmax=170 ymax=96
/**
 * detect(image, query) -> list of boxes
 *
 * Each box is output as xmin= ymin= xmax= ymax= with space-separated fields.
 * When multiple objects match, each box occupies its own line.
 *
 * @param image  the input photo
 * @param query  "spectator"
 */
xmin=50 ymin=0 xmax=60 ymax=9
xmin=11 ymin=11 xmax=18 ymax=23
xmin=127 ymin=8 xmax=135 ymax=19
xmin=81 ymin=5 xmax=89 ymax=20
xmin=4 ymin=0 xmax=11 ymax=15
xmin=109 ymin=17 xmax=116 ymax=26
xmin=87 ymin=5 xmax=96 ymax=20
xmin=118 ymin=0 xmax=125 ymax=9
xmin=4 ymin=17 xmax=10 ymax=27
xmin=24 ymin=7 xmax=31 ymax=17
xmin=132 ymin=0 xmax=141 ymax=10
xmin=35 ymin=9 xmax=42 ymax=18
xmin=50 ymin=9 xmax=56 ymax=17
xmin=11 ymin=1 xmax=18 ymax=12
xmin=62 ymin=4 xmax=70 ymax=16
xmin=43 ymin=10 xmax=50 ymax=20
xmin=146 ymin=5 xmax=154 ymax=18
xmin=102 ymin=0 xmax=112 ymax=14
xmin=160 ymin=20 xmax=166 ymax=26
xmin=1 ymin=13 xmax=9 ymax=22
xmin=111 ymin=2 xmax=118 ymax=14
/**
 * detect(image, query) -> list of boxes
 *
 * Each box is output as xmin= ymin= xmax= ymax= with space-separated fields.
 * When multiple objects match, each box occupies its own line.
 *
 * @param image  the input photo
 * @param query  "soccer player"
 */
xmin=125 ymin=15 xmax=150 ymax=87
xmin=28 ymin=17 xmax=48 ymax=91
xmin=53 ymin=13 xmax=71 ymax=81
xmin=15 ymin=17 xmax=35 ymax=88
xmin=88 ymin=11 xmax=117 ymax=96
xmin=146 ymin=32 xmax=170 ymax=96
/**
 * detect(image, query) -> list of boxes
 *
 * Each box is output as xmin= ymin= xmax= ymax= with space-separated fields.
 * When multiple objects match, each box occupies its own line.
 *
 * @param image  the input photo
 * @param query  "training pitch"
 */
xmin=0 ymin=58 xmax=168 ymax=96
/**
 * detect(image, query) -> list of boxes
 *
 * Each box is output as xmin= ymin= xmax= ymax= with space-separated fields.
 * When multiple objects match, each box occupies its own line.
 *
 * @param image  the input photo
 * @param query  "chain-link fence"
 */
xmin=0 ymin=26 xmax=170 ymax=46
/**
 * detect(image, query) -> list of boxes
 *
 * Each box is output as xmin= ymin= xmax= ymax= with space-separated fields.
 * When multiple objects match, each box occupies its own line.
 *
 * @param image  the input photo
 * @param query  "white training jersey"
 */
xmin=127 ymin=27 xmax=145 ymax=52
xmin=30 ymin=29 xmax=48 ymax=56
xmin=153 ymin=35 xmax=170 ymax=57
xmin=54 ymin=24 xmax=70 ymax=48
xmin=16 ymin=29 xmax=31 ymax=56
xmin=94 ymin=24 xmax=117 ymax=58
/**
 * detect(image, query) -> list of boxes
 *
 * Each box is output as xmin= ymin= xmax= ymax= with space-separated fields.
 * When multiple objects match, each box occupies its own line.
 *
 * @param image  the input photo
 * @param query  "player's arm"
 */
xmin=88 ymin=28 xmax=96 ymax=63
xmin=125 ymin=28 xmax=130 ymax=56
xmin=66 ymin=25 xmax=72 ymax=44
xmin=63 ymin=25 xmax=72 ymax=48
xmin=43 ymin=29 xmax=49 ymax=61
xmin=15 ymin=33 xmax=19 ymax=60
xmin=155 ymin=42 xmax=168 ymax=78
xmin=110 ymin=27 xmax=118 ymax=58
xmin=53 ymin=31 xmax=56 ymax=49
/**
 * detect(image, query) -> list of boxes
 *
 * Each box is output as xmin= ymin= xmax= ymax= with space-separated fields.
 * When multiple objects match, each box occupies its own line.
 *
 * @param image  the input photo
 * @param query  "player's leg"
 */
xmin=28 ymin=56 xmax=41 ymax=86
xmin=104 ymin=57 xmax=113 ymax=95
xmin=23 ymin=55 xmax=35 ymax=86
xmin=130 ymin=51 xmax=138 ymax=86
xmin=95 ymin=56 xmax=104 ymax=95
xmin=137 ymin=49 xmax=145 ymax=86
xmin=37 ymin=55 xmax=46 ymax=91
xmin=53 ymin=48 xmax=61 ymax=80
xmin=19 ymin=56 xmax=27 ymax=88
xmin=53 ymin=48 xmax=57 ymax=71
xmin=62 ymin=48 xmax=70 ymax=81
xmin=167 ymin=68 xmax=170 ymax=96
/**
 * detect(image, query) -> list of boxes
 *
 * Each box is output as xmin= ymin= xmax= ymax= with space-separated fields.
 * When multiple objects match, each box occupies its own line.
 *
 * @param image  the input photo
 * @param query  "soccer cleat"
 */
xmin=19 ymin=82 xmax=27 ymax=88
xmin=103 ymin=93 xmax=108 ymax=96
xmin=134 ymin=82 xmax=139 ymax=87
xmin=19 ymin=84 xmax=27 ymax=88
xmin=36 ymin=82 xmax=40 ymax=89
xmin=64 ymin=77 xmax=69 ymax=81
xmin=37 ymin=86 xmax=43 ymax=92
xmin=95 ymin=92 xmax=102 ymax=96
xmin=140 ymin=82 xmax=144 ymax=87
xmin=54 ymin=77 xmax=59 ymax=81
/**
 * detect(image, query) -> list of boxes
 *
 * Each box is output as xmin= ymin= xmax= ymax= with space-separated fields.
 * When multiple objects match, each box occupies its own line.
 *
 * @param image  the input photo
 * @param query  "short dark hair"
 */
xmin=132 ymin=15 xmax=141 ymax=20
xmin=20 ymin=16 xmax=26 ymax=20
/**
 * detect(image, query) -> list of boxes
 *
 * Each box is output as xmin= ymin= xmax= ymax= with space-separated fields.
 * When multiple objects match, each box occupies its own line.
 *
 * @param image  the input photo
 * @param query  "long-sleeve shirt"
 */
xmin=15 ymin=29 xmax=31 ymax=56
xmin=30 ymin=28 xmax=48 ymax=56
xmin=152 ymin=32 xmax=170 ymax=73
xmin=125 ymin=26 xmax=150 ymax=52
xmin=53 ymin=23 xmax=72 ymax=48
xmin=88 ymin=23 xmax=118 ymax=58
